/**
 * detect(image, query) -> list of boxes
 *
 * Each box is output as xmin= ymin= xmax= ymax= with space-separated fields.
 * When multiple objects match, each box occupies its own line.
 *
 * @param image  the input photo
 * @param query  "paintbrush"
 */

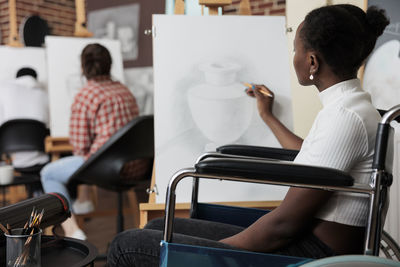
xmin=242 ymin=82 xmax=273 ymax=97
xmin=13 ymin=208 xmax=45 ymax=267
xmin=0 ymin=222 xmax=9 ymax=235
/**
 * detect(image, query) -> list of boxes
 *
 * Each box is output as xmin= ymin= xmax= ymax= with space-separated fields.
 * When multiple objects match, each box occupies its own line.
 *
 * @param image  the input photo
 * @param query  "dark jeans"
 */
xmin=107 ymin=218 xmax=335 ymax=267
xmin=107 ymin=218 xmax=242 ymax=267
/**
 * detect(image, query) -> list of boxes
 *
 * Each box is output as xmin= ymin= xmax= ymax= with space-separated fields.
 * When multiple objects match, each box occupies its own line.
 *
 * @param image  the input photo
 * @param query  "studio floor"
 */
xmin=81 ymin=188 xmax=147 ymax=267
xmin=85 ymin=209 xmax=134 ymax=267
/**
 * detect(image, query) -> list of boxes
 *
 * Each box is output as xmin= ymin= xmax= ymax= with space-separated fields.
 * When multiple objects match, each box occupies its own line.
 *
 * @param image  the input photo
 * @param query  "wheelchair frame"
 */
xmin=162 ymin=105 xmax=400 ymax=258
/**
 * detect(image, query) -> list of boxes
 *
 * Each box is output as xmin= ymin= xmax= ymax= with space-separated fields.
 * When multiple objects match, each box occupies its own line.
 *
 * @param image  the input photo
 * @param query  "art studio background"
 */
xmin=0 ymin=0 xmax=399 ymax=256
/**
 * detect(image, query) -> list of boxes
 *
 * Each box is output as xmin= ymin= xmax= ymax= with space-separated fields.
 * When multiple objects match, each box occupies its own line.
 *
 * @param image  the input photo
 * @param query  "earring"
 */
xmin=309 ymin=74 xmax=314 ymax=80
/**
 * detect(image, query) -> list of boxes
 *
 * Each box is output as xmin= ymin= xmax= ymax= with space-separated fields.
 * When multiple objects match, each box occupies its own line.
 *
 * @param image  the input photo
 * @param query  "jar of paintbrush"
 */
xmin=2 ymin=208 xmax=44 ymax=267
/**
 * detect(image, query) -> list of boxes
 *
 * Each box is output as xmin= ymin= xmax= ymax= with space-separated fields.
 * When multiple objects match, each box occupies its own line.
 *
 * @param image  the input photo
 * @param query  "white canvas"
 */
xmin=363 ymin=39 xmax=400 ymax=110
xmin=88 ymin=3 xmax=141 ymax=61
xmin=0 ymin=46 xmax=47 ymax=88
xmin=153 ymin=15 xmax=292 ymax=203
xmin=45 ymin=36 xmax=124 ymax=137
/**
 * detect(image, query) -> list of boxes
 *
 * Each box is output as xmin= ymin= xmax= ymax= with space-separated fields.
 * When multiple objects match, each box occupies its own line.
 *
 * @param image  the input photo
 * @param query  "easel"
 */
xmin=139 ymin=0 xmax=281 ymax=229
xmin=0 ymin=0 xmax=28 ymax=206
xmin=74 ymin=0 xmax=93 ymax=37
xmin=174 ymin=0 xmax=251 ymax=15
xmin=44 ymin=0 xmax=92 ymax=157
xmin=8 ymin=0 xmax=23 ymax=47
xmin=44 ymin=0 xmax=95 ymax=156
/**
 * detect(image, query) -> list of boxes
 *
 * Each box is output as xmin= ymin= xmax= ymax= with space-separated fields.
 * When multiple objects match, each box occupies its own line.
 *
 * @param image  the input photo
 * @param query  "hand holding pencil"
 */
xmin=243 ymin=82 xmax=275 ymax=119
xmin=243 ymin=82 xmax=274 ymax=98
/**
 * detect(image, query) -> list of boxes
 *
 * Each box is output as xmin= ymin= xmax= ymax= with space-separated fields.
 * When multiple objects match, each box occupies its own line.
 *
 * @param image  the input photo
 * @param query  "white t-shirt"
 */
xmin=0 ymin=76 xmax=50 ymax=167
xmin=294 ymin=79 xmax=380 ymax=227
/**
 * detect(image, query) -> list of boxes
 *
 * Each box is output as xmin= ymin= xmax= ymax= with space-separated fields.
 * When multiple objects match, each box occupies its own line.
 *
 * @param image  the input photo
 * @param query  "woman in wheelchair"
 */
xmin=107 ymin=4 xmax=389 ymax=266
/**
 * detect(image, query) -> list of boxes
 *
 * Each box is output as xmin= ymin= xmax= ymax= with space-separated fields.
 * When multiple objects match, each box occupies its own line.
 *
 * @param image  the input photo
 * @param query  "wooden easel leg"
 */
xmin=174 ymin=0 xmax=185 ymax=14
xmin=208 ymin=6 xmax=219 ymax=15
xmin=239 ymin=0 xmax=252 ymax=15
xmin=127 ymin=190 xmax=140 ymax=229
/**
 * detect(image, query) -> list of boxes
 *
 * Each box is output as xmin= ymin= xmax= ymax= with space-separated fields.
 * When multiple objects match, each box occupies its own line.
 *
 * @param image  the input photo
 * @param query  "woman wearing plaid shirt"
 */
xmin=40 ymin=43 xmax=141 ymax=240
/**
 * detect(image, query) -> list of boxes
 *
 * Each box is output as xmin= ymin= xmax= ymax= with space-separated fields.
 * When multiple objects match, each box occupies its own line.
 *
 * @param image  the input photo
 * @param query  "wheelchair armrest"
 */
xmin=216 ymin=145 xmax=299 ymax=161
xmin=164 ymin=160 xmax=364 ymax=242
xmin=195 ymin=158 xmax=354 ymax=187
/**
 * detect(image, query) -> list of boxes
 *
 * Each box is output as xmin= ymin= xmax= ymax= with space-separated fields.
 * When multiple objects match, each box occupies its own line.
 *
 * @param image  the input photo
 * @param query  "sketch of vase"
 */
xmin=187 ymin=61 xmax=253 ymax=150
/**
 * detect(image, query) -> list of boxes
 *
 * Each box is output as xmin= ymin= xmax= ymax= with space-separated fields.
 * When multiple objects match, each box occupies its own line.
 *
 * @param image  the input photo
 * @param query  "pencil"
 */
xmin=242 ymin=82 xmax=273 ymax=97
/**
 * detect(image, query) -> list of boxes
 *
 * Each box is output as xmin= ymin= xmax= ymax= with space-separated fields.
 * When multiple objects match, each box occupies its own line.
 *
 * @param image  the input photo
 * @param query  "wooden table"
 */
xmin=44 ymin=136 xmax=73 ymax=161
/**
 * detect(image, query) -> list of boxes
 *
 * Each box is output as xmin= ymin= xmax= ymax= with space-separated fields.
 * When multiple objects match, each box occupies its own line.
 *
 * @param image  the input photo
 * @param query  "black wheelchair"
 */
xmin=160 ymin=105 xmax=400 ymax=266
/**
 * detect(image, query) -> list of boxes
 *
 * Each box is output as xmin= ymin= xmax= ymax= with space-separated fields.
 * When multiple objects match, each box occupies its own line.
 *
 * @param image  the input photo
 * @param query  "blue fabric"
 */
xmin=160 ymin=241 xmax=311 ymax=267
xmin=40 ymin=155 xmax=84 ymax=209
xmin=194 ymin=203 xmax=269 ymax=228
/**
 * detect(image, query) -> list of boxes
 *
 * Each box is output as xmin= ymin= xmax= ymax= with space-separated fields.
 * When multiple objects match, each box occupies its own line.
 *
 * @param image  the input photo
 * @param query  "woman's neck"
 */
xmin=315 ymin=72 xmax=357 ymax=92
xmin=88 ymin=75 xmax=111 ymax=82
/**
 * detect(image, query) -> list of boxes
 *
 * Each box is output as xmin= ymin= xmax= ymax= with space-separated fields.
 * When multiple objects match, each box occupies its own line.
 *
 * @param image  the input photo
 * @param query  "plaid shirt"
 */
xmin=69 ymin=77 xmax=150 ymax=179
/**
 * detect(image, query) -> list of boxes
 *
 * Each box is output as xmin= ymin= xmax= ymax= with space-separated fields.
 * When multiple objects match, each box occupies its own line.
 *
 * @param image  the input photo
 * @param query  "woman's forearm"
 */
xmin=262 ymin=114 xmax=303 ymax=150
xmin=220 ymin=188 xmax=333 ymax=252
xmin=220 ymin=211 xmax=292 ymax=252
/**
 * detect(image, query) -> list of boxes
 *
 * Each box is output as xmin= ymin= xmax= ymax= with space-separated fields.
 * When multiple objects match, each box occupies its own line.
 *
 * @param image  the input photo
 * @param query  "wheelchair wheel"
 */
xmin=380 ymin=230 xmax=400 ymax=261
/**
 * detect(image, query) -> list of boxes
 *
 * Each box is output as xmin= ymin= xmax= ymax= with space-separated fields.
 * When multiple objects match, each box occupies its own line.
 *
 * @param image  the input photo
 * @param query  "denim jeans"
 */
xmin=40 ymin=155 xmax=84 ymax=209
xmin=107 ymin=217 xmax=336 ymax=267
xmin=107 ymin=218 xmax=243 ymax=267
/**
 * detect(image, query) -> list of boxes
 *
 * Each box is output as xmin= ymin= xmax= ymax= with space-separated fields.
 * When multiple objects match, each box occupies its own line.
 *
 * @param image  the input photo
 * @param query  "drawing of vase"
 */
xmin=187 ymin=61 xmax=253 ymax=149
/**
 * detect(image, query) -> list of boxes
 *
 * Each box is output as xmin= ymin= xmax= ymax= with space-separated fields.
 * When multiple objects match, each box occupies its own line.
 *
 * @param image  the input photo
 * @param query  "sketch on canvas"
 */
xmin=87 ymin=0 xmax=165 ymax=68
xmin=0 ymin=46 xmax=47 ymax=88
xmin=364 ymin=0 xmax=400 ymax=110
xmin=124 ymin=67 xmax=154 ymax=115
xmin=88 ymin=4 xmax=140 ymax=62
xmin=153 ymin=15 xmax=292 ymax=203
xmin=45 ymin=36 xmax=124 ymax=137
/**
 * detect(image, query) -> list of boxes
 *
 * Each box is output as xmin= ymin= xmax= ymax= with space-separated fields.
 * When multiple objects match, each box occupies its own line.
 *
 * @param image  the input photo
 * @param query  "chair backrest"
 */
xmin=0 ymin=119 xmax=49 ymax=154
xmin=367 ymin=105 xmax=400 ymax=255
xmin=67 ymin=115 xmax=154 ymax=191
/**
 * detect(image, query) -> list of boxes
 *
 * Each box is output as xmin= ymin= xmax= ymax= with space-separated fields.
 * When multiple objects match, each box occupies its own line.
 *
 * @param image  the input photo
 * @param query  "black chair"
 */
xmin=0 ymin=119 xmax=50 ymax=198
xmin=0 ymin=119 xmax=50 ymax=171
xmin=67 ymin=115 xmax=154 ymax=234
xmin=160 ymin=105 xmax=400 ymax=266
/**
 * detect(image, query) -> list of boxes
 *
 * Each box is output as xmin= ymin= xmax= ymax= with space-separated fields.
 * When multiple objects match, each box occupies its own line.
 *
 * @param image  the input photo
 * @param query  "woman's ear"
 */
xmin=309 ymin=53 xmax=319 ymax=75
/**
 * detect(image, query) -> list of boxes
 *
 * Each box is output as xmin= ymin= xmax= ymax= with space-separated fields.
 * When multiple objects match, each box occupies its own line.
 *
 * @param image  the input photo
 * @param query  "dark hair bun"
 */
xmin=366 ymin=6 xmax=390 ymax=37
xmin=300 ymin=4 xmax=390 ymax=79
xmin=81 ymin=43 xmax=112 ymax=79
